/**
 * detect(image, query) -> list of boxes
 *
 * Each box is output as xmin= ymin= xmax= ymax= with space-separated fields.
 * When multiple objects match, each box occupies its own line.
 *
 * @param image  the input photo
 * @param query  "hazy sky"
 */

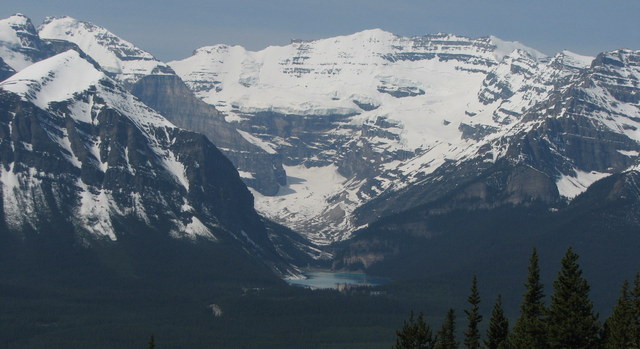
xmin=2 ymin=0 xmax=638 ymax=61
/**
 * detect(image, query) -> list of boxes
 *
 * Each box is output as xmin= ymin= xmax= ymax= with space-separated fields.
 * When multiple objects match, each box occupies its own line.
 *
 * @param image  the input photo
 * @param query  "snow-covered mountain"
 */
xmin=0 ymin=49 xmax=300 ymax=275
xmin=32 ymin=16 xmax=286 ymax=195
xmin=169 ymin=29 xmax=640 ymax=245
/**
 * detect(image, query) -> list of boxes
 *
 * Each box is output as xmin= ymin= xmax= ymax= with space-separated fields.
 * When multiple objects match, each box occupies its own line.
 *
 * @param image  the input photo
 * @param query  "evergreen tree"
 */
xmin=435 ymin=309 xmax=458 ymax=349
xmin=511 ymin=248 xmax=547 ymax=349
xmin=603 ymin=280 xmax=634 ymax=349
xmin=464 ymin=275 xmax=482 ymax=349
xmin=485 ymin=295 xmax=509 ymax=349
xmin=394 ymin=311 xmax=436 ymax=349
xmin=547 ymin=247 xmax=601 ymax=349
xmin=148 ymin=334 xmax=155 ymax=349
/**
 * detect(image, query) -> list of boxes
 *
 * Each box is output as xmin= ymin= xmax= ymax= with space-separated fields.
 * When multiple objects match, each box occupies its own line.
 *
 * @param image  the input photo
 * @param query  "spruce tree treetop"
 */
xmin=464 ymin=275 xmax=482 ymax=349
xmin=394 ymin=311 xmax=436 ymax=349
xmin=511 ymin=247 xmax=547 ymax=349
xmin=521 ymin=248 xmax=545 ymax=319
xmin=547 ymin=247 xmax=600 ymax=349
xmin=485 ymin=294 xmax=509 ymax=349
xmin=435 ymin=309 xmax=458 ymax=349
xmin=603 ymin=280 xmax=634 ymax=349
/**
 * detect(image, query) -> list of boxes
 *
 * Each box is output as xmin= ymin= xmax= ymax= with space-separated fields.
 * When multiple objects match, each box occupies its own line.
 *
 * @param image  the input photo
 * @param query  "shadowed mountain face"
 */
xmin=331 ymin=170 xmax=640 ymax=319
xmin=130 ymin=74 xmax=286 ymax=195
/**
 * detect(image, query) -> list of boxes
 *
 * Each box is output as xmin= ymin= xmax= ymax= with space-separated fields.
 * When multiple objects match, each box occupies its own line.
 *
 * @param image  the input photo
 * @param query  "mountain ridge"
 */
xmin=168 ymin=28 xmax=638 ymax=245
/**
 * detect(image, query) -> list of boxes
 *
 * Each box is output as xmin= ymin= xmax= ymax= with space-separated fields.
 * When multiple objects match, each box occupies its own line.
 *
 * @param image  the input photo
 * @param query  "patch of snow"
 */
xmin=171 ymin=216 xmax=217 ymax=240
xmin=130 ymin=192 xmax=150 ymax=223
xmin=87 ymin=136 xmax=107 ymax=172
xmin=489 ymin=35 xmax=547 ymax=61
xmin=76 ymin=180 xmax=117 ymax=241
xmin=237 ymin=129 xmax=277 ymax=154
xmin=53 ymin=128 xmax=82 ymax=168
xmin=0 ymin=165 xmax=51 ymax=232
xmin=1 ymin=164 xmax=24 ymax=230
xmin=208 ymin=304 xmax=223 ymax=317
xmin=239 ymin=229 xmax=261 ymax=250
xmin=184 ymin=216 xmax=216 ymax=240
xmin=618 ymin=149 xmax=640 ymax=157
xmin=238 ymin=170 xmax=255 ymax=179
xmin=556 ymin=170 xmax=610 ymax=199
xmin=161 ymin=150 xmax=189 ymax=191
xmin=181 ymin=199 xmax=195 ymax=213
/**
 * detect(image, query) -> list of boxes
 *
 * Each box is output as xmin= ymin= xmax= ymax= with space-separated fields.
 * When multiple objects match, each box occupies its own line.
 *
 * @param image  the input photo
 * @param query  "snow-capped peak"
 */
xmin=0 ymin=13 xmax=43 ymax=71
xmin=38 ymin=16 xmax=174 ymax=86
xmin=0 ymin=49 xmax=103 ymax=109
xmin=0 ymin=14 xmax=35 ymax=44
xmin=1 ymin=49 xmax=176 ymax=132
xmin=556 ymin=50 xmax=594 ymax=69
xmin=488 ymin=35 xmax=547 ymax=62
xmin=331 ymin=28 xmax=397 ymax=43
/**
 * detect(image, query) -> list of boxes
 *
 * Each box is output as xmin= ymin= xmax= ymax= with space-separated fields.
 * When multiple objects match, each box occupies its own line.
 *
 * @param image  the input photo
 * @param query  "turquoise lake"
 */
xmin=286 ymin=271 xmax=390 ymax=289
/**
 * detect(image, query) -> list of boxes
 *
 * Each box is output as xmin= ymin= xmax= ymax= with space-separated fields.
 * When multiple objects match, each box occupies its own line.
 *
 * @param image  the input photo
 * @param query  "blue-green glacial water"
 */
xmin=286 ymin=271 xmax=390 ymax=289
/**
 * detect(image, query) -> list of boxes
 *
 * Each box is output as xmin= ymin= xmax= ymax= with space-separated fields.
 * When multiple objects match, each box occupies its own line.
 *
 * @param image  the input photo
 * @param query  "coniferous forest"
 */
xmin=394 ymin=247 xmax=640 ymax=349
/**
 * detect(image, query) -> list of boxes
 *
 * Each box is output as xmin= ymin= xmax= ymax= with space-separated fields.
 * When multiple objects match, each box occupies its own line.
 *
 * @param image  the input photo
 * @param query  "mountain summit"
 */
xmin=39 ymin=16 xmax=174 ymax=88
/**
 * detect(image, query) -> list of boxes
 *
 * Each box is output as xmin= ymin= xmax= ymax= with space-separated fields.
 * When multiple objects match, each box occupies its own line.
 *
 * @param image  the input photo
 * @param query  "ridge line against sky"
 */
xmin=2 ymin=0 xmax=639 ymax=61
